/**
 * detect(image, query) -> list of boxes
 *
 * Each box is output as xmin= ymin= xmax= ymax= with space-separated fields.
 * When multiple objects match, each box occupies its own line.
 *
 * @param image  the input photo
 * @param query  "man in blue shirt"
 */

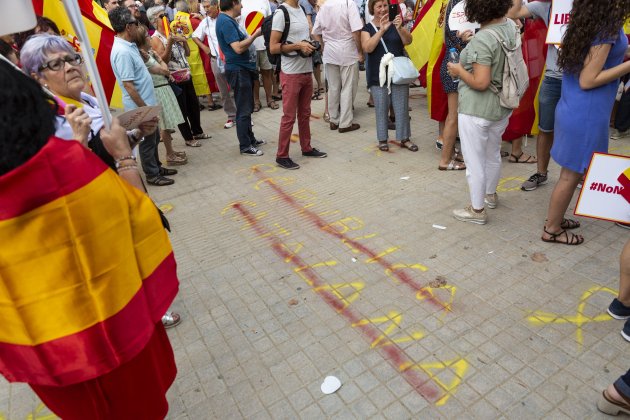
xmin=215 ymin=0 xmax=266 ymax=156
xmin=109 ymin=6 xmax=176 ymax=186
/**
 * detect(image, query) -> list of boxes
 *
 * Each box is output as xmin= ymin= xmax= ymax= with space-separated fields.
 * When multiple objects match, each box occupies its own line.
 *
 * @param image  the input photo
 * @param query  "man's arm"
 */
xmin=122 ymin=81 xmax=147 ymax=107
xmin=230 ymin=27 xmax=262 ymax=54
xmin=269 ymin=29 xmax=315 ymax=55
xmin=507 ymin=0 xmax=533 ymax=20
xmin=193 ymin=36 xmax=212 ymax=55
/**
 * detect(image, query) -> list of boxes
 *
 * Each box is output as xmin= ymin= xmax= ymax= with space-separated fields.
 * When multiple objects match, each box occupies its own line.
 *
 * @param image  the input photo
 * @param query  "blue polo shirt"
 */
xmin=110 ymin=37 xmax=157 ymax=110
xmin=215 ymin=13 xmax=256 ymax=71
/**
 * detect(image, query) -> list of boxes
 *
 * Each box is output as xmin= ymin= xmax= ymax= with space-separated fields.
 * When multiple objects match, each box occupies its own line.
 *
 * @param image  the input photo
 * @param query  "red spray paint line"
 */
xmin=231 ymin=203 xmax=442 ymax=401
xmin=253 ymin=170 xmax=449 ymax=312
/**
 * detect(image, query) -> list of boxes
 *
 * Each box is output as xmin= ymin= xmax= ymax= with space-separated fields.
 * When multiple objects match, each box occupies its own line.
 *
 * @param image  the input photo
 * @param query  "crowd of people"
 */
xmin=1 ymin=0 xmax=630 ymax=417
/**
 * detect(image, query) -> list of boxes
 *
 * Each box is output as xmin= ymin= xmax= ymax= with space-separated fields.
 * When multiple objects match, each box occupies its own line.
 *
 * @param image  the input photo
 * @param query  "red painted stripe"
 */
xmin=253 ymin=170 xmax=449 ymax=312
xmin=231 ymin=203 xmax=441 ymax=402
xmin=0 ymin=137 xmax=108 ymax=221
xmin=0 ymin=252 xmax=178 ymax=387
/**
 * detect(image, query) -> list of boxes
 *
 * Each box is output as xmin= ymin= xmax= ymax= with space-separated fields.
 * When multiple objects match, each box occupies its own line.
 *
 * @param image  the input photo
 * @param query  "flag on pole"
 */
xmin=405 ymin=0 xmax=447 ymax=82
xmin=32 ymin=0 xmax=123 ymax=109
xmin=0 ymin=138 xmax=178 ymax=386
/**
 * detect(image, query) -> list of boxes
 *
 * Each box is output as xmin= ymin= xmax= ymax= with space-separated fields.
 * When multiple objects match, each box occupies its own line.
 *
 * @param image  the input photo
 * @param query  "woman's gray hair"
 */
xmin=175 ymin=1 xmax=189 ymax=12
xmin=147 ymin=5 xmax=166 ymax=24
xmin=20 ymin=34 xmax=76 ymax=77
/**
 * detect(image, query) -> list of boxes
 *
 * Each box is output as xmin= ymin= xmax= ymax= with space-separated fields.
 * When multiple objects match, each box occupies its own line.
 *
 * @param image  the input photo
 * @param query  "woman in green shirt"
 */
xmin=447 ymin=0 xmax=517 ymax=225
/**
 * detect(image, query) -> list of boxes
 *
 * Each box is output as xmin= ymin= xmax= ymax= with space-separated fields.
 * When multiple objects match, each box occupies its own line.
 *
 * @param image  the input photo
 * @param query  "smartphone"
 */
xmin=388 ymin=4 xmax=398 ymax=22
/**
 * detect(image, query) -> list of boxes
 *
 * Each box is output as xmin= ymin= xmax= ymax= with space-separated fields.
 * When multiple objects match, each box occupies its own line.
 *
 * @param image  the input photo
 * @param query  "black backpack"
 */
xmin=262 ymin=5 xmax=306 ymax=65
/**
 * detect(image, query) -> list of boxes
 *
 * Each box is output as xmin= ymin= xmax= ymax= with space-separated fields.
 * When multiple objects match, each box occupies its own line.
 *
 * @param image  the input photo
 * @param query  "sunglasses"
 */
xmin=38 ymin=54 xmax=83 ymax=72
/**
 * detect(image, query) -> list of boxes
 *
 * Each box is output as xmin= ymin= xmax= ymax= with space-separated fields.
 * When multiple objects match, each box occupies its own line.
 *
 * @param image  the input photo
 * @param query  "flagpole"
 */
xmin=62 ymin=0 xmax=112 ymax=129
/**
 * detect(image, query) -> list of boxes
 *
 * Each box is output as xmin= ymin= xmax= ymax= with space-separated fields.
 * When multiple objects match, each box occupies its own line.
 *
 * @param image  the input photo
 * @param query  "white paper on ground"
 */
xmin=321 ymin=376 xmax=341 ymax=394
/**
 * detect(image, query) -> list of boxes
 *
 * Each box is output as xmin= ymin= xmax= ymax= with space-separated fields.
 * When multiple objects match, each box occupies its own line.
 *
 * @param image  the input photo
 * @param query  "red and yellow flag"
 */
xmin=0 ymin=138 xmax=178 ymax=386
xmin=32 ymin=0 xmax=123 ymax=109
xmin=406 ymin=0 xmax=449 ymax=121
xmin=618 ymin=167 xmax=630 ymax=204
xmin=502 ymin=18 xmax=548 ymax=140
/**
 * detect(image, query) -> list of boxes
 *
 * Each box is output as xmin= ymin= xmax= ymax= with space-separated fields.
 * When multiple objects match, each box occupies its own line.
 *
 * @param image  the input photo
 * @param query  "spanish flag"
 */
xmin=0 ymin=138 xmax=178 ymax=386
xmin=32 ymin=0 xmax=123 ymax=109
xmin=502 ymin=18 xmax=548 ymax=140
xmin=618 ymin=167 xmax=630 ymax=204
xmin=406 ymin=0 xmax=449 ymax=121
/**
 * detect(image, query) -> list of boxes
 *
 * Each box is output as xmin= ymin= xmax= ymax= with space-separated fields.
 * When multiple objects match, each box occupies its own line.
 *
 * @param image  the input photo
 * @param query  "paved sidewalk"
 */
xmin=2 ymin=75 xmax=629 ymax=419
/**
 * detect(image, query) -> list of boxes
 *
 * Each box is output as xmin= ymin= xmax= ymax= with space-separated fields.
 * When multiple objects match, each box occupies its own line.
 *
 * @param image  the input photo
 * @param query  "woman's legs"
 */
xmin=543 ymin=166 xmax=583 ymax=238
xmin=371 ymin=86 xmax=390 ymax=142
xmin=392 ymin=84 xmax=410 ymax=141
xmin=510 ymin=137 xmax=537 ymax=163
xmin=440 ymin=93 xmax=462 ymax=167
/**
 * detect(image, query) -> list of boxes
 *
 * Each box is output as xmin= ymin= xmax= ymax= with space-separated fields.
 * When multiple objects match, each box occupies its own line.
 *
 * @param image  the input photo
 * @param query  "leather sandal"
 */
xmin=267 ymin=100 xmax=279 ymax=109
xmin=400 ymin=139 xmax=418 ymax=152
xmin=541 ymin=227 xmax=584 ymax=245
xmin=378 ymin=141 xmax=389 ymax=151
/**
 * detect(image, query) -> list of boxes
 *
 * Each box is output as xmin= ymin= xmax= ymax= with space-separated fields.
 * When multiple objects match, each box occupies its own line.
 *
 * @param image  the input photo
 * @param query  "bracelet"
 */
xmin=116 ymin=165 xmax=138 ymax=173
xmin=114 ymin=155 xmax=136 ymax=168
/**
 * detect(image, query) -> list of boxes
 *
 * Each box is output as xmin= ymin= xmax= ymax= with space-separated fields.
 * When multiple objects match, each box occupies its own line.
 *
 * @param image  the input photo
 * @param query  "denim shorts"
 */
xmin=538 ymin=76 xmax=562 ymax=132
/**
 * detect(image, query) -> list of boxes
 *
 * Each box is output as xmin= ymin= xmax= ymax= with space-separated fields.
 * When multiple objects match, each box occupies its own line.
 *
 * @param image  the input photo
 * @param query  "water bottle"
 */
xmin=447 ymin=47 xmax=460 ymax=82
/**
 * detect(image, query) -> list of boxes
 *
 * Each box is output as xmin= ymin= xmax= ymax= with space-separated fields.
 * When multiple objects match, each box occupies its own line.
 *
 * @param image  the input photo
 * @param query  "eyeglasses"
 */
xmin=127 ymin=20 xmax=140 ymax=26
xmin=127 ymin=3 xmax=139 ymax=9
xmin=38 ymin=54 xmax=83 ymax=72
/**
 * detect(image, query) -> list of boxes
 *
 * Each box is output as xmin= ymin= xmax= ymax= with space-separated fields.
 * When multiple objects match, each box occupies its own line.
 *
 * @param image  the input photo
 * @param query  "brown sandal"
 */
xmin=400 ymin=139 xmax=418 ymax=152
xmin=541 ymin=227 xmax=584 ymax=245
xmin=267 ymin=100 xmax=279 ymax=110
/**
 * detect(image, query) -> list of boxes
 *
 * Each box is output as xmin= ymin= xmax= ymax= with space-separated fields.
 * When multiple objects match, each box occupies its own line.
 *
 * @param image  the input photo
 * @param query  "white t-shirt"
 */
xmin=272 ymin=3 xmax=312 ymax=74
xmin=241 ymin=0 xmax=272 ymax=51
xmin=193 ymin=15 xmax=220 ymax=57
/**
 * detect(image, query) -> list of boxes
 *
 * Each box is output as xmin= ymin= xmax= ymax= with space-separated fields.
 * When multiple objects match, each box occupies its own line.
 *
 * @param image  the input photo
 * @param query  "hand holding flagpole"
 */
xmin=62 ymin=0 xmax=112 ymax=129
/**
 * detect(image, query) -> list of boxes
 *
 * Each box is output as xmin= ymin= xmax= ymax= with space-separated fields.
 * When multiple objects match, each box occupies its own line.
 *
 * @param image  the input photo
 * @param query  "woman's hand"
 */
xmin=170 ymin=34 xmax=186 ymax=44
xmin=65 ymin=105 xmax=92 ymax=145
xmin=447 ymin=61 xmax=464 ymax=78
xmin=457 ymin=30 xmax=474 ymax=43
xmin=100 ymin=117 xmax=132 ymax=160
xmin=392 ymin=15 xmax=402 ymax=30
xmin=379 ymin=15 xmax=392 ymax=33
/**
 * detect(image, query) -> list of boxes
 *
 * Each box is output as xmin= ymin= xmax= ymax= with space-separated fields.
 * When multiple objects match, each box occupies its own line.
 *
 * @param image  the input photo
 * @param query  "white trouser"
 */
xmin=325 ymin=62 xmax=359 ymax=128
xmin=458 ymin=113 xmax=511 ymax=210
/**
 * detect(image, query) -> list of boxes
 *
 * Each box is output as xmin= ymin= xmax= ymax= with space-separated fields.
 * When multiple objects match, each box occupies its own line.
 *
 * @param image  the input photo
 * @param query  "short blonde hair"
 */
xmin=368 ymin=0 xmax=387 ymax=16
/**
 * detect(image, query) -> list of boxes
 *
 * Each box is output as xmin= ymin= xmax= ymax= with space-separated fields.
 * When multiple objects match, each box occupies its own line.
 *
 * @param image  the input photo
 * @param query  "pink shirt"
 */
xmin=312 ymin=0 xmax=363 ymax=66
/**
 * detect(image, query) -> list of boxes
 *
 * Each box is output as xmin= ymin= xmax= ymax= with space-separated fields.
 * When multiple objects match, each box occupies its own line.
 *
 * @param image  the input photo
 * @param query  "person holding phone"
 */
xmin=361 ymin=0 xmax=414 ymax=152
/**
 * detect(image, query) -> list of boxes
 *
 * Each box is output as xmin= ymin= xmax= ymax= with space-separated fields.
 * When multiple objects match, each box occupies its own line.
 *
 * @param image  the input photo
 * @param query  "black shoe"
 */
xmin=302 ymin=148 xmax=327 ymax=158
xmin=254 ymin=138 xmax=267 ymax=146
xmin=146 ymin=175 xmax=175 ymax=186
xmin=240 ymin=146 xmax=263 ymax=156
xmin=276 ymin=157 xmax=300 ymax=169
xmin=159 ymin=167 xmax=178 ymax=176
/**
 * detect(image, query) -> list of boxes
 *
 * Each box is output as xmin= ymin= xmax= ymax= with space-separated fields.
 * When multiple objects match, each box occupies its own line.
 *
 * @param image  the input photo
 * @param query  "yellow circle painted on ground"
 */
xmin=159 ymin=203 xmax=174 ymax=214
xmin=496 ymin=177 xmax=526 ymax=192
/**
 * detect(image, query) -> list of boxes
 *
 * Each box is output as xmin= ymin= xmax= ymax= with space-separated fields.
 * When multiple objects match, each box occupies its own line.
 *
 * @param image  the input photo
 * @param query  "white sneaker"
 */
xmin=224 ymin=119 xmax=235 ymax=129
xmin=453 ymin=206 xmax=487 ymax=225
xmin=484 ymin=193 xmax=498 ymax=209
xmin=610 ymin=128 xmax=630 ymax=140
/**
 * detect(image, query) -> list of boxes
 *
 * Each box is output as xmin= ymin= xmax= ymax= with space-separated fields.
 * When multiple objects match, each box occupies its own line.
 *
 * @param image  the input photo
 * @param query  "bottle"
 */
xmin=447 ymin=48 xmax=460 ymax=82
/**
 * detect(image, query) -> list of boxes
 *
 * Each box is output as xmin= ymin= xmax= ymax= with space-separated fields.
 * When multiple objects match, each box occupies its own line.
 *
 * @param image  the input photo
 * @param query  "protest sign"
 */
xmin=447 ymin=1 xmax=479 ymax=33
xmin=575 ymin=153 xmax=630 ymax=223
xmin=546 ymin=0 xmax=572 ymax=45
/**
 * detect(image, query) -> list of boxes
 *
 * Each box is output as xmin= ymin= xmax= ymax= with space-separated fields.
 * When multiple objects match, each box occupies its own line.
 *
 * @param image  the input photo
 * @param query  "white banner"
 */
xmin=546 ymin=0 xmax=572 ymax=45
xmin=448 ymin=1 xmax=480 ymax=33
xmin=575 ymin=153 xmax=630 ymax=223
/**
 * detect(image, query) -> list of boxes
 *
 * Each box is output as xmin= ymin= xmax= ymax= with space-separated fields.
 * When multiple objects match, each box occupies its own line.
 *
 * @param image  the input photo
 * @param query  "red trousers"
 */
xmin=277 ymin=72 xmax=314 ymax=158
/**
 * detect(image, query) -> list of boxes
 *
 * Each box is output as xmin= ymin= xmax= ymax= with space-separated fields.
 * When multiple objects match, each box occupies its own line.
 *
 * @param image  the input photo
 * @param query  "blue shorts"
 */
xmin=538 ymin=76 xmax=562 ymax=132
